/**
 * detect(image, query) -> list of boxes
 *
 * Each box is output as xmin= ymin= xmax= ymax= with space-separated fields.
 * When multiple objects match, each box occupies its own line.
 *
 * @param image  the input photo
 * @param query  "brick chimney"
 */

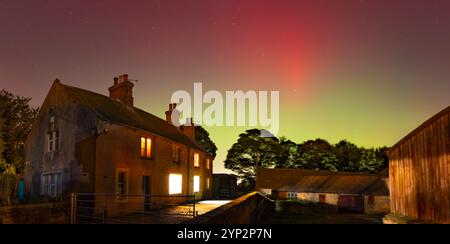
xmin=180 ymin=118 xmax=195 ymax=139
xmin=109 ymin=74 xmax=134 ymax=106
xmin=165 ymin=103 xmax=180 ymax=125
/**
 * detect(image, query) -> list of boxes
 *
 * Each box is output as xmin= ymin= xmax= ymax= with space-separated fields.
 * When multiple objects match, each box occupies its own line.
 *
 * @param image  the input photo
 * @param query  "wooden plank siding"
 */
xmin=388 ymin=107 xmax=450 ymax=224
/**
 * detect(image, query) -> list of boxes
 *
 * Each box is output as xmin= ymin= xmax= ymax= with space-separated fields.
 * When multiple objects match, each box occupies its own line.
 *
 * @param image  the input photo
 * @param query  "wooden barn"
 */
xmin=385 ymin=106 xmax=450 ymax=224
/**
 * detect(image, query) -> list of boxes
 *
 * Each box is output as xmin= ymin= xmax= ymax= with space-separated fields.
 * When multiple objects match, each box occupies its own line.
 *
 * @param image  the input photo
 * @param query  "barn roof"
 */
xmin=57 ymin=81 xmax=209 ymax=154
xmin=389 ymin=106 xmax=450 ymax=153
xmin=256 ymin=168 xmax=389 ymax=196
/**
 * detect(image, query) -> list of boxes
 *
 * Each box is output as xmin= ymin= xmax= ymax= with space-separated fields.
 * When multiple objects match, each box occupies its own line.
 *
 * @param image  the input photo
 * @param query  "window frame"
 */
xmin=193 ymin=175 xmax=200 ymax=193
xmin=193 ymin=153 xmax=200 ymax=168
xmin=169 ymin=174 xmax=183 ymax=195
xmin=172 ymin=144 xmax=181 ymax=163
xmin=41 ymin=172 xmax=62 ymax=198
xmin=116 ymin=169 xmax=129 ymax=201
xmin=206 ymin=158 xmax=211 ymax=170
xmin=47 ymin=115 xmax=59 ymax=153
xmin=140 ymin=136 xmax=154 ymax=159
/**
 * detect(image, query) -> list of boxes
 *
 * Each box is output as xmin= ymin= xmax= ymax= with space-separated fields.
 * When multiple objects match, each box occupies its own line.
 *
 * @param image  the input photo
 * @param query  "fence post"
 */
xmin=70 ymin=193 xmax=77 ymax=224
xmin=193 ymin=195 xmax=196 ymax=217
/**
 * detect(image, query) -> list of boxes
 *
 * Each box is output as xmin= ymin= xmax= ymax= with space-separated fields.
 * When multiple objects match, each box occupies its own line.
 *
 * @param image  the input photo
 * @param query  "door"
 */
xmin=337 ymin=195 xmax=364 ymax=213
xmin=142 ymin=176 xmax=151 ymax=211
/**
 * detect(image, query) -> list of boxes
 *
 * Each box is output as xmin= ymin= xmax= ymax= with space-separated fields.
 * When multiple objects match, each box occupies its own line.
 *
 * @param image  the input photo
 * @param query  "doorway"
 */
xmin=142 ymin=176 xmax=152 ymax=211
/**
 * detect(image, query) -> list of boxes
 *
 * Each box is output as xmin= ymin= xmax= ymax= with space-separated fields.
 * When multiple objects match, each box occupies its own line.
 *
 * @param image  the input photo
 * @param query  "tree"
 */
xmin=0 ymin=90 xmax=38 ymax=174
xmin=297 ymin=139 xmax=338 ymax=170
xmin=225 ymin=129 xmax=280 ymax=190
xmin=358 ymin=147 xmax=388 ymax=173
xmin=224 ymin=129 xmax=389 ymax=189
xmin=276 ymin=137 xmax=300 ymax=168
xmin=195 ymin=125 xmax=218 ymax=158
xmin=333 ymin=140 xmax=362 ymax=172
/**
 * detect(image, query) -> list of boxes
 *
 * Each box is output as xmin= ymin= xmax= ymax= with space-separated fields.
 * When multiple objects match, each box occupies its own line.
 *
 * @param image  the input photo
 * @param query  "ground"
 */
xmin=271 ymin=212 xmax=384 ymax=224
xmin=77 ymin=200 xmax=231 ymax=224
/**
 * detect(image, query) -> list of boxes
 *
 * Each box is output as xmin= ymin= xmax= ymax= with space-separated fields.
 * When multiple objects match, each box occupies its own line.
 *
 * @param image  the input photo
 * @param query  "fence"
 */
xmin=70 ymin=193 xmax=196 ymax=224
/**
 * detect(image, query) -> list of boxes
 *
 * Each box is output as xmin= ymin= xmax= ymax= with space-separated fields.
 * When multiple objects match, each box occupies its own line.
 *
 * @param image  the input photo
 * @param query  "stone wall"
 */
xmin=184 ymin=192 xmax=275 ymax=224
xmin=0 ymin=202 xmax=69 ymax=224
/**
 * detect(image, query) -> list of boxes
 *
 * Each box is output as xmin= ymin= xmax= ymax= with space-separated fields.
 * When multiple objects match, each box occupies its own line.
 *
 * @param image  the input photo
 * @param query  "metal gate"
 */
xmin=70 ymin=193 xmax=196 ymax=224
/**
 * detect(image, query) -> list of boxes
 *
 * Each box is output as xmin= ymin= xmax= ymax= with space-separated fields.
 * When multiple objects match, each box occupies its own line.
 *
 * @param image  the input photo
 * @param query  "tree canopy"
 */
xmin=225 ymin=129 xmax=388 ymax=189
xmin=0 ymin=90 xmax=38 ymax=174
xmin=195 ymin=125 xmax=218 ymax=158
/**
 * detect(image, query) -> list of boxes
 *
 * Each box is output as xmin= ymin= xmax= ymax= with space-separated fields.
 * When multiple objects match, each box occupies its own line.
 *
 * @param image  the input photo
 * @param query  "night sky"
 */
xmin=1 ymin=0 xmax=450 ymax=173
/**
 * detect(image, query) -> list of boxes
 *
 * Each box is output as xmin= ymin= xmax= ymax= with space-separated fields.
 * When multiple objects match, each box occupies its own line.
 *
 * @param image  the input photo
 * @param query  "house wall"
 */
xmin=91 ymin=124 xmax=212 ymax=216
xmin=24 ymin=82 xmax=96 ymax=198
xmin=388 ymin=109 xmax=450 ymax=224
xmin=25 ymin=81 xmax=213 ymax=211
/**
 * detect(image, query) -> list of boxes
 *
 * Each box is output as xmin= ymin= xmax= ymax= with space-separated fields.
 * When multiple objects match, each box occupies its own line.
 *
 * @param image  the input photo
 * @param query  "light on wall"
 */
xmin=193 ymin=175 xmax=200 ymax=193
xmin=169 ymin=174 xmax=182 ymax=194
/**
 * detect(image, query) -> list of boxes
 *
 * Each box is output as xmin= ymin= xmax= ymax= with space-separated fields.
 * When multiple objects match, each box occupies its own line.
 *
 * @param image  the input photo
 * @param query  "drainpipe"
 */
xmin=187 ymin=147 xmax=190 ymax=202
xmin=92 ymin=127 xmax=98 ymax=194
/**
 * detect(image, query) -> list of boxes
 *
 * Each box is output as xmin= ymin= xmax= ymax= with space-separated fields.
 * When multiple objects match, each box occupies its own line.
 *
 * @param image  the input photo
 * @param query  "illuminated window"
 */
xmin=172 ymin=144 xmax=181 ymax=163
xmin=193 ymin=176 xmax=200 ymax=193
xmin=194 ymin=153 xmax=199 ymax=167
xmin=206 ymin=158 xmax=211 ymax=170
xmin=116 ymin=170 xmax=128 ymax=200
xmin=140 ymin=137 xmax=152 ymax=158
xmin=206 ymin=177 xmax=210 ymax=190
xmin=169 ymin=174 xmax=182 ymax=195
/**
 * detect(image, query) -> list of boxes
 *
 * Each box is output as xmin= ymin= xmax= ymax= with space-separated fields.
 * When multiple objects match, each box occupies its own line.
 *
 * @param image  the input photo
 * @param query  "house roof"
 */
xmin=58 ymin=81 xmax=209 ymax=154
xmin=256 ymin=168 xmax=389 ymax=196
xmin=388 ymin=106 xmax=450 ymax=153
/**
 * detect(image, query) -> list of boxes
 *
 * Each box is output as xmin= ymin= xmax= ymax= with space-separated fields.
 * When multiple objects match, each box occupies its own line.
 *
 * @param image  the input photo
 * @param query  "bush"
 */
xmin=0 ymin=165 xmax=19 ymax=206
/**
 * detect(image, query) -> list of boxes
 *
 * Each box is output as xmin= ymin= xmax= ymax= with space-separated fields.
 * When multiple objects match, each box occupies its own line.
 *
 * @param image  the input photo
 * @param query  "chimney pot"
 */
xmin=109 ymin=74 xmax=134 ymax=106
xmin=123 ymin=74 xmax=128 ymax=82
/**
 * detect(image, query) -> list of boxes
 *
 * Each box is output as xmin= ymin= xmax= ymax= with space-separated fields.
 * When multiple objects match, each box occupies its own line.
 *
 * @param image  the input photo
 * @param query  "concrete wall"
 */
xmin=0 ymin=202 xmax=69 ymax=224
xmin=184 ymin=192 xmax=275 ymax=224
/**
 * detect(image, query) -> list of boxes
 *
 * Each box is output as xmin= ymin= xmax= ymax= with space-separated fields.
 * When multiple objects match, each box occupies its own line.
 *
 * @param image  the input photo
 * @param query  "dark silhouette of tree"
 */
xmin=224 ymin=129 xmax=280 ymax=190
xmin=224 ymin=129 xmax=389 ymax=190
xmin=333 ymin=140 xmax=362 ymax=171
xmin=195 ymin=125 xmax=218 ymax=158
xmin=0 ymin=90 xmax=38 ymax=174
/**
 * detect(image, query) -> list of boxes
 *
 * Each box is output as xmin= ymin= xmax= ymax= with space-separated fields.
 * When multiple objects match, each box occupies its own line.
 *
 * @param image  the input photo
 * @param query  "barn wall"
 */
xmin=388 ymin=109 xmax=450 ymax=224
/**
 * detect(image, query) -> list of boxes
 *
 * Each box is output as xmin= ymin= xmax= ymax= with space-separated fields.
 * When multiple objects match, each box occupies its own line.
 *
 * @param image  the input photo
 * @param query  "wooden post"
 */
xmin=70 ymin=193 xmax=77 ymax=224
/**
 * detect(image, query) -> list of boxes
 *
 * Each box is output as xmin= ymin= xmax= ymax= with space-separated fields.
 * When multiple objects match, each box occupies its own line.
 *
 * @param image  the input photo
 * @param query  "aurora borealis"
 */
xmin=1 ymin=0 xmax=450 ymax=173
